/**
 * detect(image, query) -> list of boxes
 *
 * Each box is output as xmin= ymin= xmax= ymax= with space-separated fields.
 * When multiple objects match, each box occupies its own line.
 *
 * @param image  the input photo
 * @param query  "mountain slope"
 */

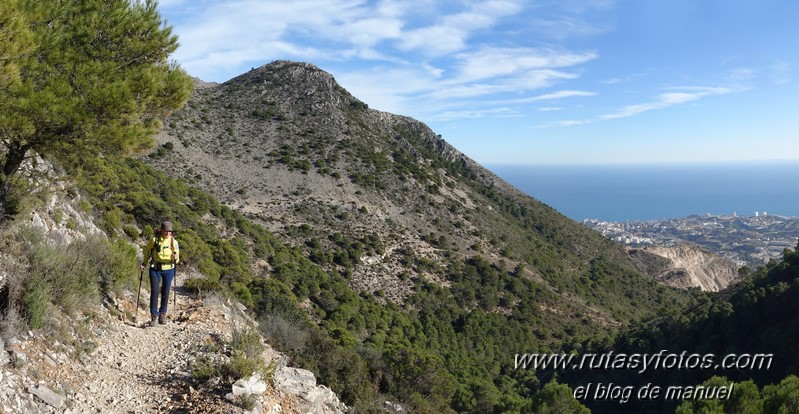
xmin=149 ymin=60 xmax=688 ymax=324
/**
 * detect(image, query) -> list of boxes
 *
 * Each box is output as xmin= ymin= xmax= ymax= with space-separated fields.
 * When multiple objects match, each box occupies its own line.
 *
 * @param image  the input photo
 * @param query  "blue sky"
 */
xmin=156 ymin=0 xmax=799 ymax=165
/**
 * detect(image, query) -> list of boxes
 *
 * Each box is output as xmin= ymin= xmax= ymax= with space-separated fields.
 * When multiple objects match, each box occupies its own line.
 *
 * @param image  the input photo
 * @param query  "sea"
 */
xmin=487 ymin=161 xmax=799 ymax=222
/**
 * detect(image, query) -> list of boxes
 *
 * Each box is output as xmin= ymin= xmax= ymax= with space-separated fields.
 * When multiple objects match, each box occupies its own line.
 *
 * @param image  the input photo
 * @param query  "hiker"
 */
xmin=140 ymin=221 xmax=180 ymax=327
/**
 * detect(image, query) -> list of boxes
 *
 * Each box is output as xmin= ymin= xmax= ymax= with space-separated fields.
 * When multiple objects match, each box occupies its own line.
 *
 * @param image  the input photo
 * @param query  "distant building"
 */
xmin=755 ymin=211 xmax=759 ymax=217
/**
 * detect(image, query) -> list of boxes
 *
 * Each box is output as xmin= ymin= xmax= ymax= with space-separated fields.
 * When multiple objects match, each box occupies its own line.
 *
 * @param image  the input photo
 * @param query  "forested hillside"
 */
xmin=562 ymin=243 xmax=799 ymax=413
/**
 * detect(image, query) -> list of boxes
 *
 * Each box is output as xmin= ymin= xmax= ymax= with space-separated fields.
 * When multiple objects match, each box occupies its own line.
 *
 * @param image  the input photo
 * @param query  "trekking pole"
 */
xmin=172 ymin=263 xmax=178 ymax=318
xmin=135 ymin=267 xmax=144 ymax=322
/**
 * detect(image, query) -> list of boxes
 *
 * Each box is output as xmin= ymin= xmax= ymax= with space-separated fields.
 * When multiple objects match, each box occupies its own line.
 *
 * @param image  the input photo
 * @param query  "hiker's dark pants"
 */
xmin=149 ymin=267 xmax=175 ymax=316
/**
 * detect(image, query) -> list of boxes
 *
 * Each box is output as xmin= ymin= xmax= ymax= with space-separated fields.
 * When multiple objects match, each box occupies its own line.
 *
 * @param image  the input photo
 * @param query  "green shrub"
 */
xmin=190 ymin=355 xmax=221 ymax=383
xmin=22 ymin=279 xmax=50 ymax=330
xmin=102 ymin=209 xmax=123 ymax=234
xmin=26 ymin=241 xmax=98 ymax=315
xmin=122 ymin=224 xmax=139 ymax=239
xmin=184 ymin=277 xmax=223 ymax=296
xmin=7 ymin=231 xmax=138 ymax=329
xmin=258 ymin=313 xmax=310 ymax=353
xmin=2 ymin=175 xmax=36 ymax=218
xmin=106 ymin=238 xmax=137 ymax=293
xmin=53 ymin=208 xmax=64 ymax=224
xmin=227 ymin=353 xmax=263 ymax=380
xmin=231 ymin=282 xmax=254 ymax=308
xmin=189 ymin=326 xmax=269 ymax=385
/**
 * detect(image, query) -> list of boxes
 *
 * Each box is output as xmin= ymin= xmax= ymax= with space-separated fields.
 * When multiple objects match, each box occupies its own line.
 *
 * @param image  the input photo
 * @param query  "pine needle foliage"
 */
xmin=0 ymin=0 xmax=192 ymax=222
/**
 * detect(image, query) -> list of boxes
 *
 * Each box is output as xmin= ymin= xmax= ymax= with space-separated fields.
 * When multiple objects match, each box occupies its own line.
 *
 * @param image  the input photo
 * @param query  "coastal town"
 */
xmin=583 ymin=212 xmax=799 ymax=268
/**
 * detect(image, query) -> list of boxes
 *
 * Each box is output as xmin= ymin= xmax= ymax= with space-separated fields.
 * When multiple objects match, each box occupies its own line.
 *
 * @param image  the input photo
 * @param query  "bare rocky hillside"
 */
xmin=628 ymin=244 xmax=739 ymax=291
xmin=148 ymin=60 xmax=683 ymax=323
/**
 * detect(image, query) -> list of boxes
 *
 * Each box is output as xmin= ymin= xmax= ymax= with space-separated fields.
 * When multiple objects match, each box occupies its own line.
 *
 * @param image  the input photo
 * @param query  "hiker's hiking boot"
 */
xmin=159 ymin=312 xmax=167 ymax=325
xmin=149 ymin=315 xmax=158 ymax=327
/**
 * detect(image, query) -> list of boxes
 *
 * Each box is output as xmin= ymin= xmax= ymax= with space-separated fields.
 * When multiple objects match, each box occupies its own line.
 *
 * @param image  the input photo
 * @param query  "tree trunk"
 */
xmin=0 ymin=176 xmax=9 ymax=227
xmin=0 ymin=142 xmax=31 ymax=226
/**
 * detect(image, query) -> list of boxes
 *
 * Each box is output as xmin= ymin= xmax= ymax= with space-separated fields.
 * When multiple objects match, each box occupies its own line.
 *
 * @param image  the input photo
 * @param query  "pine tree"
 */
xmin=0 ymin=0 xmax=192 ymax=223
xmin=0 ymin=0 xmax=32 ymax=88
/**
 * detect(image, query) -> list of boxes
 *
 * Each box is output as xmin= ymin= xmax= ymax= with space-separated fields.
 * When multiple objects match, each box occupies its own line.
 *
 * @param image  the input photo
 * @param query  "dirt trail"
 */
xmin=1 ymin=273 xmax=299 ymax=414
xmin=67 ymin=286 xmax=220 ymax=413
xmin=51 ymin=274 xmax=252 ymax=413
xmin=2 ymin=265 xmax=349 ymax=414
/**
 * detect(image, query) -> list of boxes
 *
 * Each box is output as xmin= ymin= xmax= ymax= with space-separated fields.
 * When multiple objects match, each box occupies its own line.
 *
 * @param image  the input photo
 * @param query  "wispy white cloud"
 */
xmin=397 ymin=0 xmax=522 ymax=55
xmin=428 ymin=107 xmax=518 ymax=122
xmin=398 ymin=25 xmax=471 ymax=55
xmin=600 ymin=86 xmax=733 ymax=120
xmin=334 ymin=17 xmax=404 ymax=49
xmin=162 ymin=0 xmax=534 ymax=82
xmin=557 ymin=119 xmax=588 ymax=126
xmin=601 ymin=77 xmax=626 ymax=85
xmin=553 ymin=0 xmax=617 ymax=14
xmin=537 ymin=90 xmax=596 ymax=100
xmin=770 ymin=62 xmax=793 ymax=85
xmin=452 ymin=46 xmax=597 ymax=82
xmin=726 ymin=67 xmax=756 ymax=82
xmin=165 ymin=0 xmax=412 ymax=80
xmin=336 ymin=66 xmax=440 ymax=114
xmin=339 ymin=45 xmax=597 ymax=113
xmin=497 ymin=90 xmax=597 ymax=105
xmin=530 ymin=16 xmax=612 ymax=40
xmin=430 ymin=69 xmax=579 ymax=99
xmin=600 ymin=69 xmax=653 ymax=85
xmin=527 ymin=0 xmax=615 ymax=39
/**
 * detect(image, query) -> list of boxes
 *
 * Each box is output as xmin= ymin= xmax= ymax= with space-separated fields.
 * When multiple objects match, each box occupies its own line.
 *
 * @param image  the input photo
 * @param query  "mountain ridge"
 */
xmin=150 ymin=59 xmax=688 ymax=322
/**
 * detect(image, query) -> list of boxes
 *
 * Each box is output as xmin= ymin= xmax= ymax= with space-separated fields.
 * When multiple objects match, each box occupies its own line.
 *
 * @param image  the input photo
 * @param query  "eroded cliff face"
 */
xmin=628 ymin=244 xmax=739 ymax=291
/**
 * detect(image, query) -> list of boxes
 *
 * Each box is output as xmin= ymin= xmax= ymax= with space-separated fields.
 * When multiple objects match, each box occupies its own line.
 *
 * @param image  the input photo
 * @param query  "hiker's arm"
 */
xmin=173 ymin=239 xmax=180 ymax=264
xmin=141 ymin=239 xmax=155 ymax=269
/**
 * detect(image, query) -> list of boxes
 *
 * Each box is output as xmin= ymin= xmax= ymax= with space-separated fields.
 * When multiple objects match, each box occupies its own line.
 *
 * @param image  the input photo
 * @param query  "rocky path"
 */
xmin=67 ymin=289 xmax=226 ymax=413
xmin=1 ymin=273 xmax=347 ymax=414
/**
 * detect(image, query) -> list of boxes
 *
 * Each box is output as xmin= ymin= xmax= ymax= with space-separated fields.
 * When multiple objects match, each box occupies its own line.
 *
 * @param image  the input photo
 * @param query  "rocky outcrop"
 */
xmin=27 ymin=193 xmax=103 ymax=246
xmin=2 ymin=156 xmax=104 ymax=246
xmin=629 ymin=244 xmax=739 ymax=291
xmin=273 ymin=367 xmax=347 ymax=413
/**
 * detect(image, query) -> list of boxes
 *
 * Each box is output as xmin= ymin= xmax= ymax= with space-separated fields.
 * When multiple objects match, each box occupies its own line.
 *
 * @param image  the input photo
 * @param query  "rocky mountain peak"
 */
xmin=224 ymin=60 xmax=365 ymax=113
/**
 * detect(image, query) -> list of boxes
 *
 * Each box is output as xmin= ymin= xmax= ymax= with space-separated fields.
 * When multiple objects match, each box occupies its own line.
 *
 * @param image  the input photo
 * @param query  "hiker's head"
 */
xmin=160 ymin=221 xmax=173 ymax=233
